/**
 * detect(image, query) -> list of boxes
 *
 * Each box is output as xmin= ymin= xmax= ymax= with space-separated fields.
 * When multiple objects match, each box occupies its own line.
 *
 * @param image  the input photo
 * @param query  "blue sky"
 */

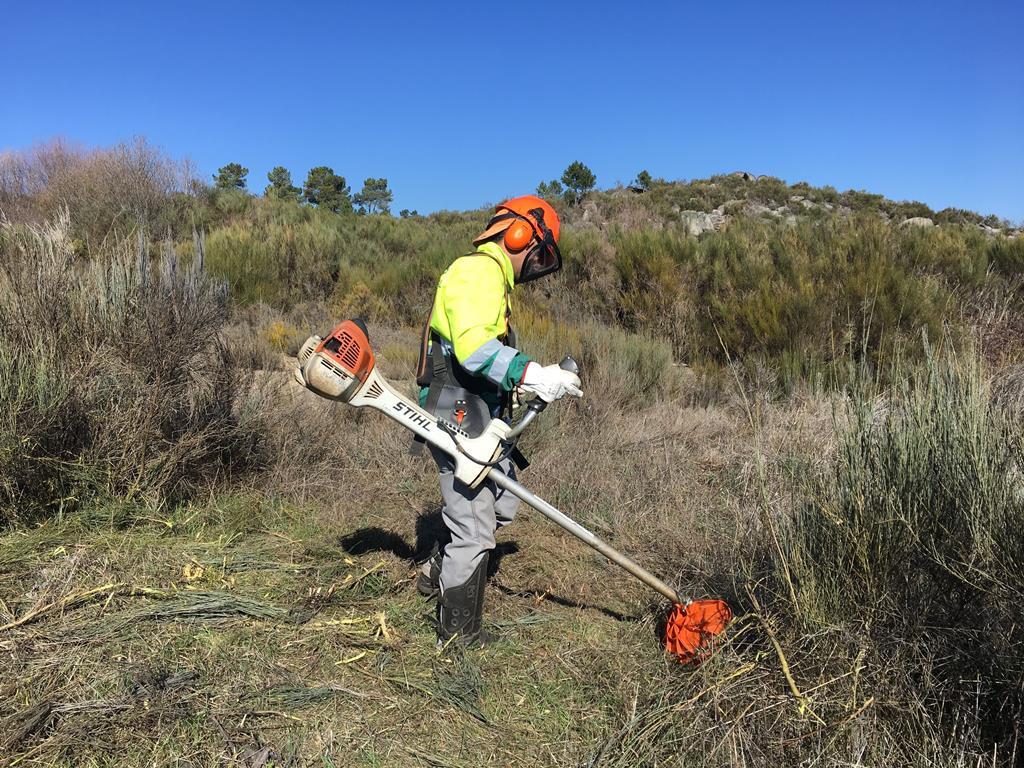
xmin=2 ymin=0 xmax=1021 ymax=220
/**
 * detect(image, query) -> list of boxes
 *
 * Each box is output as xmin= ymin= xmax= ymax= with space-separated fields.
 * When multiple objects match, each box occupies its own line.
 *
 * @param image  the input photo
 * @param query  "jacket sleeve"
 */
xmin=441 ymin=256 xmax=531 ymax=390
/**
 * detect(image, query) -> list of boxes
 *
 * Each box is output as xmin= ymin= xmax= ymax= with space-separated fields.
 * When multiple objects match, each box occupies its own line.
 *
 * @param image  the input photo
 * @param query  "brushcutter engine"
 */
xmin=294 ymin=318 xmax=375 ymax=403
xmin=293 ymin=318 xmax=732 ymax=662
xmin=294 ymin=319 xmax=509 ymax=488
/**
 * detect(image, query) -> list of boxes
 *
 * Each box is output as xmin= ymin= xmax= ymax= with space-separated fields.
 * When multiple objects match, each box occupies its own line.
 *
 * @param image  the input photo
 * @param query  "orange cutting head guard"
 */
xmin=663 ymin=600 xmax=732 ymax=663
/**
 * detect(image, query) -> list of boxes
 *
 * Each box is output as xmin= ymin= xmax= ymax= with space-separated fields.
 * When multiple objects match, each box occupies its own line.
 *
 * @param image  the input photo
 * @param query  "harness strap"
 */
xmin=474 ymin=248 xmax=512 ymax=323
xmin=415 ymin=311 xmax=434 ymax=387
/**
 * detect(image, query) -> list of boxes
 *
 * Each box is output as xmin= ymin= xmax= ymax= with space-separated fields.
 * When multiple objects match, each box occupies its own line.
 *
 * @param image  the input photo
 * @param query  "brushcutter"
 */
xmin=293 ymin=319 xmax=731 ymax=662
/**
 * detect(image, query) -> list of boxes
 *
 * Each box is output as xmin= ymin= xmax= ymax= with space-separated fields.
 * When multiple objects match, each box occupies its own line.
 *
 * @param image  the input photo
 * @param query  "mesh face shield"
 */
xmin=515 ymin=207 xmax=562 ymax=283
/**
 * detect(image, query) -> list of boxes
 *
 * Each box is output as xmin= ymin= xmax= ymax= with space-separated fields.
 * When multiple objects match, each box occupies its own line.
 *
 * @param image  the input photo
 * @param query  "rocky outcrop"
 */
xmin=714 ymin=200 xmax=744 ymax=216
xmin=679 ymin=210 xmax=726 ymax=236
xmin=901 ymin=217 xmax=935 ymax=228
xmin=743 ymin=202 xmax=774 ymax=218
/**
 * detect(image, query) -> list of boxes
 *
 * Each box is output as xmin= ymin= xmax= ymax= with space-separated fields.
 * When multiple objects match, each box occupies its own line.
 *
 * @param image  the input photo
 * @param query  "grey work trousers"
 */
xmin=428 ymin=446 xmax=520 ymax=593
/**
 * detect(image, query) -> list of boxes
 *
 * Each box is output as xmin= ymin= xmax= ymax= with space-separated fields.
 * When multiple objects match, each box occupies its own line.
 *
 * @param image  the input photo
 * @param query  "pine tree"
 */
xmin=633 ymin=170 xmax=654 ymax=191
xmin=213 ymin=163 xmax=248 ymax=190
xmin=561 ymin=161 xmax=596 ymax=205
xmin=264 ymin=166 xmax=300 ymax=200
xmin=536 ymin=179 xmax=564 ymax=200
xmin=353 ymin=178 xmax=393 ymax=215
xmin=302 ymin=166 xmax=351 ymax=213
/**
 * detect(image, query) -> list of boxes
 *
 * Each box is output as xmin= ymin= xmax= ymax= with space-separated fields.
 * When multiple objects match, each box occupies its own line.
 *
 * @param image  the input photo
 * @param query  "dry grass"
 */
xmin=0 ymin=489 xmax=658 ymax=766
xmin=1 ymin=365 xmax=1005 ymax=766
xmin=2 ymin=197 xmax=1023 ymax=764
xmin=3 ymin=324 xmax=1018 ymax=765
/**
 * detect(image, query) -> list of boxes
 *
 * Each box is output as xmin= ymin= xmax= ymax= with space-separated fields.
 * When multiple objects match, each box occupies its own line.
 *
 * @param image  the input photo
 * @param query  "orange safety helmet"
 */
xmin=474 ymin=195 xmax=562 ymax=283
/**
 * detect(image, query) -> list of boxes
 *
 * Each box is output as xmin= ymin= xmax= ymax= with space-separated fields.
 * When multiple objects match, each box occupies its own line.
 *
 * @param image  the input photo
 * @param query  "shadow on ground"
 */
xmin=338 ymin=509 xmax=643 ymax=624
xmin=493 ymin=582 xmax=639 ymax=623
xmin=338 ymin=507 xmax=520 ymax=578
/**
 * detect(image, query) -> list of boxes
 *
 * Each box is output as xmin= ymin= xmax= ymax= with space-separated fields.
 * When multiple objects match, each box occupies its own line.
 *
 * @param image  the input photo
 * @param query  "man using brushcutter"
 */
xmin=295 ymin=207 xmax=731 ymax=662
xmin=414 ymin=195 xmax=582 ymax=647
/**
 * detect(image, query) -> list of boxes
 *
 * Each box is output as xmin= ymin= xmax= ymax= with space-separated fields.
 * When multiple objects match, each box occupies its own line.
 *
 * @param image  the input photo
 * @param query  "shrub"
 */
xmin=840 ymin=188 xmax=886 ymax=214
xmin=4 ymin=143 xmax=1015 ymax=396
xmin=546 ymin=215 xmax=984 ymax=386
xmin=989 ymin=235 xmax=1024 ymax=276
xmin=202 ymin=203 xmax=483 ymax=324
xmin=264 ymin=320 xmax=303 ymax=353
xmin=609 ymin=228 xmax=696 ymax=352
xmin=890 ymin=199 xmax=934 ymax=220
xmin=0 ymin=212 xmax=261 ymax=524
xmin=787 ymin=350 xmax=1024 ymax=751
xmin=0 ymin=138 xmax=194 ymax=244
xmin=901 ymin=224 xmax=989 ymax=286
xmin=515 ymin=306 xmax=680 ymax=409
xmin=748 ymin=175 xmax=790 ymax=206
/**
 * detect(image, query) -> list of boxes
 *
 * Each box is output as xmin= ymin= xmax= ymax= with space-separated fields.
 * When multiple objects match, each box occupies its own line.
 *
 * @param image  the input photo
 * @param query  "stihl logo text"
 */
xmin=392 ymin=402 xmax=432 ymax=431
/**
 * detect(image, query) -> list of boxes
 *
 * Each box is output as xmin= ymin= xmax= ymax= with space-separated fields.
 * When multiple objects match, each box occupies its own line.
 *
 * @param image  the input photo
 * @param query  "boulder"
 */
xmin=714 ymin=199 xmax=744 ymax=215
xmin=679 ymin=210 xmax=724 ymax=236
xmin=902 ymin=217 xmax=935 ymax=228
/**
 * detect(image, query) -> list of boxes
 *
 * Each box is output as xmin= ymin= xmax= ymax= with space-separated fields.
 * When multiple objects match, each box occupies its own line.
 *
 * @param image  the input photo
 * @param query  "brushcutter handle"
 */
xmin=557 ymin=355 xmax=580 ymax=375
xmin=527 ymin=356 xmax=580 ymax=413
xmin=506 ymin=356 xmax=580 ymax=438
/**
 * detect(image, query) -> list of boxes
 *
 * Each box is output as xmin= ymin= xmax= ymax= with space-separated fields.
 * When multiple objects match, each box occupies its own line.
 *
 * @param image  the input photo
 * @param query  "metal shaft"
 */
xmin=488 ymin=470 xmax=683 ymax=604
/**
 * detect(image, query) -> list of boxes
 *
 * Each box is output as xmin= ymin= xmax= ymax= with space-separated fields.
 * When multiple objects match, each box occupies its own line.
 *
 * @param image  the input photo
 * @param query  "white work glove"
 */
xmin=519 ymin=362 xmax=583 ymax=403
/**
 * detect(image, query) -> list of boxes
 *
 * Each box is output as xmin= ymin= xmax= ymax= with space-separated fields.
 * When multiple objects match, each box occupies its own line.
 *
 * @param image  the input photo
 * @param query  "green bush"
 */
xmin=901 ymin=224 xmax=989 ymax=285
xmin=6 ymin=141 xmax=1015 ymax=395
xmin=0 ymin=213 xmax=261 ymax=525
xmin=989 ymin=235 xmax=1024 ymax=276
xmin=935 ymin=207 xmax=984 ymax=227
xmin=0 ymin=342 xmax=77 ymax=520
xmin=889 ymin=199 xmax=934 ymax=220
xmin=515 ymin=307 xmax=679 ymax=409
xmin=553 ymin=217 xmax=964 ymax=382
xmin=787 ymin=350 xmax=1024 ymax=750
xmin=840 ymin=189 xmax=886 ymax=213
xmin=203 ymin=202 xmax=484 ymax=324
xmin=196 ymin=191 xmax=1012 ymax=393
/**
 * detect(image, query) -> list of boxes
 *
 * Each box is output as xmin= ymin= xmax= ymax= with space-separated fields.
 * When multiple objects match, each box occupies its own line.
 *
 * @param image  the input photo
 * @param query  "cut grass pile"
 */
xmin=0 ymin=492 xmax=670 ymax=766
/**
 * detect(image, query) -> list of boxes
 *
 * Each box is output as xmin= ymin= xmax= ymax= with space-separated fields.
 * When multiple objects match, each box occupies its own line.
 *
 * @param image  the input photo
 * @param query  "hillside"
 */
xmin=2 ymin=143 xmax=1024 ymax=766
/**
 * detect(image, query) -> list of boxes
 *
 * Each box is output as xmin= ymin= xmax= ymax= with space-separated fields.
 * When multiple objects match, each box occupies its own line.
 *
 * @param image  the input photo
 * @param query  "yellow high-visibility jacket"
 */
xmin=421 ymin=242 xmax=530 ymax=408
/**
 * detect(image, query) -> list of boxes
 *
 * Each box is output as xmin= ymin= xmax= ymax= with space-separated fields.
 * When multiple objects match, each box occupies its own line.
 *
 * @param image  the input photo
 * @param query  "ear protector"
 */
xmin=503 ymin=218 xmax=535 ymax=252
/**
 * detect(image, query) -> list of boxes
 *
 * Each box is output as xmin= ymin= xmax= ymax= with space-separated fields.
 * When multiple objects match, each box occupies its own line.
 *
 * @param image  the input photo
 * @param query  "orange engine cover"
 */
xmin=316 ymin=320 xmax=375 ymax=382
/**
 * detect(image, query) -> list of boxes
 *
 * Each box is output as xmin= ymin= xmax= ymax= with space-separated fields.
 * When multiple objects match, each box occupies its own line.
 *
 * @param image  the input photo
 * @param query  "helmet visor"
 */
xmin=517 ymin=237 xmax=562 ymax=283
xmin=515 ymin=207 xmax=563 ymax=283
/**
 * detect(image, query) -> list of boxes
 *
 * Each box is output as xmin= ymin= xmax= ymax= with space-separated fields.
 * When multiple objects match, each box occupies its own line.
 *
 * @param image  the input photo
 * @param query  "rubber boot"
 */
xmin=437 ymin=552 xmax=497 ymax=649
xmin=416 ymin=543 xmax=443 ymax=598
